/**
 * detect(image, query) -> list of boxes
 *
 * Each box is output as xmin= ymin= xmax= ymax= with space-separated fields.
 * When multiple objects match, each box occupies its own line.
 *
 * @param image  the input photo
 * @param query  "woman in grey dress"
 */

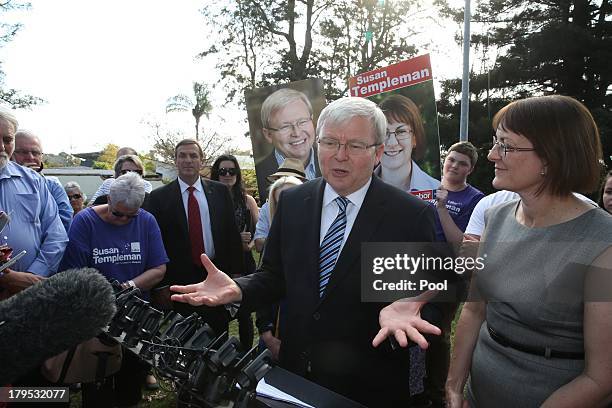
xmin=443 ymin=95 xmax=612 ymax=407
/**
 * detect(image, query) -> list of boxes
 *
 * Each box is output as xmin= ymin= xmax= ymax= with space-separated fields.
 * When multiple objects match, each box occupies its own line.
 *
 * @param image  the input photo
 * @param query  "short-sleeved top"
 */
xmin=434 ymin=184 xmax=484 ymax=241
xmin=59 ymin=207 xmax=169 ymax=283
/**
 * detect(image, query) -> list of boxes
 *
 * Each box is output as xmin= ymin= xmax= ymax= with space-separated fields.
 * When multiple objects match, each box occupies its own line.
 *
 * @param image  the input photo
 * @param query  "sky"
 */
xmin=1 ymin=0 xmax=467 ymax=155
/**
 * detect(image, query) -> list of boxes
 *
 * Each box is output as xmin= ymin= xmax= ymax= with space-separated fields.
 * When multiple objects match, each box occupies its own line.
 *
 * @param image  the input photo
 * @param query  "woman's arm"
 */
xmin=246 ymin=194 xmax=259 ymax=227
xmin=242 ymin=195 xmax=259 ymax=251
xmin=129 ymin=264 xmax=166 ymax=291
xmin=445 ymin=299 xmax=486 ymax=408
xmin=542 ymin=247 xmax=612 ymax=407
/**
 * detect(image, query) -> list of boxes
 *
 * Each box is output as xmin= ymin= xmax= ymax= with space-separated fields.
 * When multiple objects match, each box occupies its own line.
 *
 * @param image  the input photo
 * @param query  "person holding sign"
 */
xmin=376 ymin=94 xmax=440 ymax=197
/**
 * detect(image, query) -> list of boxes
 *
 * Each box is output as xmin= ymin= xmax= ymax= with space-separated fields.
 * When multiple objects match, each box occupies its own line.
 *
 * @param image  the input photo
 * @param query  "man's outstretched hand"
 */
xmin=372 ymin=290 xmax=442 ymax=350
xmin=170 ymin=254 xmax=243 ymax=306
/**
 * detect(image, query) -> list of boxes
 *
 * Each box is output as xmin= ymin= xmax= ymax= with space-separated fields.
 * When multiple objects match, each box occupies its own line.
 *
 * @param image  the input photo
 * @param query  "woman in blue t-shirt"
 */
xmin=60 ymin=171 xmax=169 ymax=408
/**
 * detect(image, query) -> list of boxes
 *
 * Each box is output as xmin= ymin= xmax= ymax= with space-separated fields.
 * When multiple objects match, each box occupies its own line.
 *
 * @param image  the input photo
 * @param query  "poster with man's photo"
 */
xmin=245 ymin=78 xmax=326 ymax=201
xmin=349 ymin=54 xmax=442 ymax=201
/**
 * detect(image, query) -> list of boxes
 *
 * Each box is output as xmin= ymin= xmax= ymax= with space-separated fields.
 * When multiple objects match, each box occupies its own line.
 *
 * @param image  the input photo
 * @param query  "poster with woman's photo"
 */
xmin=245 ymin=79 xmax=326 ymax=201
xmin=349 ymin=54 xmax=442 ymax=201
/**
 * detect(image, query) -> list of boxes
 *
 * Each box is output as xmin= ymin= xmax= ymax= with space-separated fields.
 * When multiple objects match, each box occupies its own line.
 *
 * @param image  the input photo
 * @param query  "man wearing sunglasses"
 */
xmin=12 ymin=130 xmax=73 ymax=232
xmin=255 ymin=88 xmax=321 ymax=200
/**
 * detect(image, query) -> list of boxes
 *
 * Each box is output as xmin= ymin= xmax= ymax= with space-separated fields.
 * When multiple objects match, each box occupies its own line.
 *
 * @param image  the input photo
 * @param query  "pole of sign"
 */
xmin=459 ymin=0 xmax=471 ymax=141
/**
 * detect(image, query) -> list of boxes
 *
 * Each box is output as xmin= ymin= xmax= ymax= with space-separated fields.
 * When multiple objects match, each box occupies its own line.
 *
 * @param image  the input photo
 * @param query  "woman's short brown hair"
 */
xmin=379 ymin=94 xmax=427 ymax=161
xmin=492 ymin=95 xmax=602 ymax=196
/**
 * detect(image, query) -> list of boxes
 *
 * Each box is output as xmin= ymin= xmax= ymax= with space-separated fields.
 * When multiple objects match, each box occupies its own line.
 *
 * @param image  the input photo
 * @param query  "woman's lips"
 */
xmin=384 ymin=149 xmax=403 ymax=157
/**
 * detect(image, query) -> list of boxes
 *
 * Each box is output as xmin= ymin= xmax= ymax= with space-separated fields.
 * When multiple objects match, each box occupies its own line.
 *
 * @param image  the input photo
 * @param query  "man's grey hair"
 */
xmin=109 ymin=171 xmax=145 ymax=209
xmin=0 ymin=109 xmax=19 ymax=133
xmin=15 ymin=129 xmax=42 ymax=146
xmin=261 ymin=88 xmax=313 ymax=129
xmin=316 ymin=97 xmax=387 ymax=145
xmin=64 ymin=181 xmax=87 ymax=201
xmin=113 ymin=154 xmax=144 ymax=179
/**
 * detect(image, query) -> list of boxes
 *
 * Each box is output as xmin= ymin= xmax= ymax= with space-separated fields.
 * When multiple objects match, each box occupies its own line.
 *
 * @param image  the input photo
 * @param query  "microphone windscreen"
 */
xmin=0 ymin=268 xmax=116 ymax=384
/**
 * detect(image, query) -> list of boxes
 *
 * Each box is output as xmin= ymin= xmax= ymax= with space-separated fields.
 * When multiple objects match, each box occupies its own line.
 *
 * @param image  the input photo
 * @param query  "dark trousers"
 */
xmin=81 ymin=350 xmax=147 ymax=408
xmin=424 ymin=302 xmax=459 ymax=407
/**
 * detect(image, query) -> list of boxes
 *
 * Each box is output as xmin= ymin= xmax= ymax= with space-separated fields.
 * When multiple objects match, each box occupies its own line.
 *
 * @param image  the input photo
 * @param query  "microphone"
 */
xmin=0 ymin=268 xmax=117 ymax=384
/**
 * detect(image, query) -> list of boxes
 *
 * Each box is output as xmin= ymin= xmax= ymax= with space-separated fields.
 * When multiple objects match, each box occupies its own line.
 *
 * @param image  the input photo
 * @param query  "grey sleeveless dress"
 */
xmin=466 ymin=201 xmax=612 ymax=407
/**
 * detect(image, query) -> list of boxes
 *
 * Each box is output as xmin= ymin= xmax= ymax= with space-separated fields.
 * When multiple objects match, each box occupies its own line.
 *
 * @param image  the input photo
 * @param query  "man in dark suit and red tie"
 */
xmin=143 ymin=139 xmax=243 ymax=336
xmin=170 ymin=99 xmax=453 ymax=407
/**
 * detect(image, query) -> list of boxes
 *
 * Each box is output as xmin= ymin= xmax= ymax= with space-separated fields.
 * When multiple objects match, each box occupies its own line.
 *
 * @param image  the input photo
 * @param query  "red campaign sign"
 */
xmin=348 ymin=54 xmax=433 ymax=98
xmin=410 ymin=189 xmax=436 ymax=201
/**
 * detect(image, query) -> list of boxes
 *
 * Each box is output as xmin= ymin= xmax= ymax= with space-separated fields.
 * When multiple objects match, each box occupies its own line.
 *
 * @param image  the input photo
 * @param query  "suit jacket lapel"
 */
xmin=303 ymin=179 xmax=325 ymax=306
xmin=201 ymin=179 xmax=221 ymax=244
xmin=319 ymin=177 xmax=386 ymax=302
xmin=171 ymin=180 xmax=189 ymax=239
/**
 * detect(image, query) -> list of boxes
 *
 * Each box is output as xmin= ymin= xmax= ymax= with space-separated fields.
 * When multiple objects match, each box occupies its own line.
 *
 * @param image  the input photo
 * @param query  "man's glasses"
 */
xmin=111 ymin=209 xmax=138 ymax=219
xmin=491 ymin=135 xmax=536 ymax=157
xmin=14 ymin=149 xmax=42 ymax=157
xmin=267 ymin=118 xmax=312 ymax=136
xmin=218 ymin=167 xmax=237 ymax=176
xmin=317 ymin=137 xmax=380 ymax=156
xmin=120 ymin=169 xmax=143 ymax=176
xmin=67 ymin=194 xmax=82 ymax=200
xmin=385 ymin=128 xmax=412 ymax=143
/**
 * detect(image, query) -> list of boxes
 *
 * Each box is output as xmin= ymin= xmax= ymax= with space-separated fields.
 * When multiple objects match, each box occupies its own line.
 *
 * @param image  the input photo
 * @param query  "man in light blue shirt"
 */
xmin=0 ymin=111 xmax=68 ymax=297
xmin=13 ymin=130 xmax=73 ymax=231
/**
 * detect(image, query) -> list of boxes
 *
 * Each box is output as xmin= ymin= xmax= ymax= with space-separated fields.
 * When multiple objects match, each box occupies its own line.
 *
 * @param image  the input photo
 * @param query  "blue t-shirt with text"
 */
xmin=60 ymin=207 xmax=169 ymax=283
xmin=434 ymin=184 xmax=484 ymax=242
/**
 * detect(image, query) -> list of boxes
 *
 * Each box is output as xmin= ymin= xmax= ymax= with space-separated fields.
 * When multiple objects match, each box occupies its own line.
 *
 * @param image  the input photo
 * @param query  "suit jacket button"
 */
xmin=312 ymin=312 xmax=320 ymax=321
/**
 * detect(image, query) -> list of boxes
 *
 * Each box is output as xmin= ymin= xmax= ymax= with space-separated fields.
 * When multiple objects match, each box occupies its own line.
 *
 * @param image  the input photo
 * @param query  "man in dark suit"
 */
xmin=170 ymin=99 xmax=451 ymax=407
xmin=255 ymin=88 xmax=320 ymax=199
xmin=143 ymin=139 xmax=242 ymax=335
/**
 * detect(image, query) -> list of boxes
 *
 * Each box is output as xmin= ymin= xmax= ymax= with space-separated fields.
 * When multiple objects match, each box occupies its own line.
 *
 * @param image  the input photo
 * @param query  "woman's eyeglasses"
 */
xmin=491 ymin=135 xmax=535 ymax=157
xmin=111 ymin=209 xmax=138 ymax=219
xmin=67 ymin=194 xmax=82 ymax=200
xmin=218 ymin=167 xmax=237 ymax=176
xmin=120 ymin=169 xmax=143 ymax=176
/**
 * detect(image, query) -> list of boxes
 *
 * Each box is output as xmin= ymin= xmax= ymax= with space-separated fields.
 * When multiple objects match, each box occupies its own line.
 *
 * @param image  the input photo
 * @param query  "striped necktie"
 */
xmin=318 ymin=196 xmax=349 ymax=297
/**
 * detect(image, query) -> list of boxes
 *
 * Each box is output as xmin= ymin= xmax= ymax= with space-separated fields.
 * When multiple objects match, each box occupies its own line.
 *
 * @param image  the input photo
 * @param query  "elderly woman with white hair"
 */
xmin=63 ymin=181 xmax=86 ymax=216
xmin=58 ymin=171 xmax=168 ymax=408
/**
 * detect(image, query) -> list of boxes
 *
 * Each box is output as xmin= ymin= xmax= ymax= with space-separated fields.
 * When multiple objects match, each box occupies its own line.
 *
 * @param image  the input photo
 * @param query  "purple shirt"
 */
xmin=59 ymin=207 xmax=169 ymax=283
xmin=434 ymin=184 xmax=484 ymax=242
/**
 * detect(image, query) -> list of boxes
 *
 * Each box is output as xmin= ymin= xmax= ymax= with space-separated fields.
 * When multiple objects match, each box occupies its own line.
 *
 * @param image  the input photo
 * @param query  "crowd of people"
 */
xmin=1 ymin=93 xmax=611 ymax=408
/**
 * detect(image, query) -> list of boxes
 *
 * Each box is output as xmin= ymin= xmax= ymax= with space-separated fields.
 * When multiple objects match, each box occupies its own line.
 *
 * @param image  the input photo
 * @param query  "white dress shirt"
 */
xmin=177 ymin=176 xmax=215 ymax=259
xmin=319 ymin=178 xmax=371 ymax=255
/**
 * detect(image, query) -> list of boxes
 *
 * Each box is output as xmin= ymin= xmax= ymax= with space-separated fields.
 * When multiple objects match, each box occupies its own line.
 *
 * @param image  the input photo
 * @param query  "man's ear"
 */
xmin=262 ymin=128 xmax=273 ymax=144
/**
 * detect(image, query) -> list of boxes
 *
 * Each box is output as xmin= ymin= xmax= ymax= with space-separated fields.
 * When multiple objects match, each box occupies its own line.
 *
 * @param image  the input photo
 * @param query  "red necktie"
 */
xmin=187 ymin=186 xmax=205 ymax=267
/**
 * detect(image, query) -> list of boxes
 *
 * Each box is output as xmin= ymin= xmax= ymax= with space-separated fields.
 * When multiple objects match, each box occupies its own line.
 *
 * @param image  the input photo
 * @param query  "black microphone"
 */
xmin=0 ymin=268 xmax=117 ymax=384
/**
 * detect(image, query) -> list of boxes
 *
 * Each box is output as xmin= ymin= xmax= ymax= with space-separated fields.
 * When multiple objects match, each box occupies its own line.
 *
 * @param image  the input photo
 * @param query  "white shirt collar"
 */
xmin=177 ymin=176 xmax=203 ymax=193
xmin=322 ymin=177 xmax=372 ymax=210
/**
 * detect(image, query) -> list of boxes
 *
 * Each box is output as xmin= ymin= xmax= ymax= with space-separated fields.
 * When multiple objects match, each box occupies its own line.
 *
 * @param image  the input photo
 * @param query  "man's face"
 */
xmin=175 ymin=143 xmax=203 ymax=183
xmin=263 ymin=99 xmax=315 ymax=163
xmin=318 ymin=116 xmax=384 ymax=197
xmin=0 ymin=120 xmax=15 ymax=169
xmin=13 ymin=136 xmax=43 ymax=170
xmin=443 ymin=151 xmax=473 ymax=184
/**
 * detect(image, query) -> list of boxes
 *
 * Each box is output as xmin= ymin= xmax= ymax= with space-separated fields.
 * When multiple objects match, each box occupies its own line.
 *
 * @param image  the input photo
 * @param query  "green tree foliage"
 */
xmin=166 ymin=82 xmax=213 ymax=141
xmin=436 ymin=0 xmax=612 ymax=193
xmin=0 ymin=1 xmax=43 ymax=108
xmin=92 ymin=143 xmax=119 ymax=170
xmin=200 ymin=0 xmax=422 ymax=102
xmin=241 ymin=168 xmax=260 ymax=202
